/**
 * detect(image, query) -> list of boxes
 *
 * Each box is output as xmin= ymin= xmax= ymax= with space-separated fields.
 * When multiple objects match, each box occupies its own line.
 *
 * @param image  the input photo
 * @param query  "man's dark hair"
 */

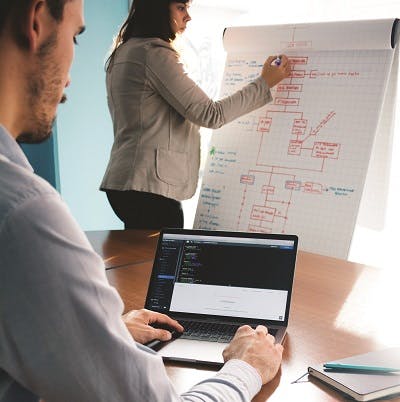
xmin=106 ymin=0 xmax=190 ymax=71
xmin=0 ymin=0 xmax=68 ymax=48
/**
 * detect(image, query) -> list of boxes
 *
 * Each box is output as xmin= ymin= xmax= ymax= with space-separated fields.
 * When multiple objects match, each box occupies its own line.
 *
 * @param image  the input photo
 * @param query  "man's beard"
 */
xmin=17 ymin=32 xmax=67 ymax=144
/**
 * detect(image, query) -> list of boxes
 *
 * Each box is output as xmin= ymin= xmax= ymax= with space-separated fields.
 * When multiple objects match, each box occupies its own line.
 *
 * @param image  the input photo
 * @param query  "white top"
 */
xmin=0 ymin=124 xmax=262 ymax=401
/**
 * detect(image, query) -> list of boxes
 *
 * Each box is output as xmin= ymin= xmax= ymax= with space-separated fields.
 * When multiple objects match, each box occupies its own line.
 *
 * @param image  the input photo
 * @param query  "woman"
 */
xmin=100 ymin=0 xmax=291 ymax=230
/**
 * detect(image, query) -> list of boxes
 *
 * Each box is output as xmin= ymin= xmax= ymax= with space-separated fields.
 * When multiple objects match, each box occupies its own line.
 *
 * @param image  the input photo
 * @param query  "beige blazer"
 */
xmin=100 ymin=37 xmax=272 ymax=201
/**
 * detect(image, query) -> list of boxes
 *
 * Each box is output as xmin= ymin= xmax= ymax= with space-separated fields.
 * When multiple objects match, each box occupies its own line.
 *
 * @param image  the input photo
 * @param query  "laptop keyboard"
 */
xmin=178 ymin=320 xmax=277 ymax=343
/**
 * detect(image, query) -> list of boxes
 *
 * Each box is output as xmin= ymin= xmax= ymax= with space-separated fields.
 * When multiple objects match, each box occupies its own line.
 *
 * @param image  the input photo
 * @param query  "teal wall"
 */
xmin=56 ymin=0 xmax=128 ymax=230
xmin=20 ymin=123 xmax=60 ymax=191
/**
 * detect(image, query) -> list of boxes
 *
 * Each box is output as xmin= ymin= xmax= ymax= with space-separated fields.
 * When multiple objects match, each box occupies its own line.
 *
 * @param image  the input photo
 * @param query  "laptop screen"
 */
xmin=145 ymin=229 xmax=298 ymax=325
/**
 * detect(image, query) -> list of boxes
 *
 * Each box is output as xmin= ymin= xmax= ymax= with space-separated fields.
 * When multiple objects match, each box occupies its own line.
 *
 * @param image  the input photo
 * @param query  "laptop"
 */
xmin=144 ymin=228 xmax=298 ymax=366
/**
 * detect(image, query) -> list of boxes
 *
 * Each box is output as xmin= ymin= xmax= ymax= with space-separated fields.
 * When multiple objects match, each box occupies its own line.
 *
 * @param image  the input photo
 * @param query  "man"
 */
xmin=0 ymin=1 xmax=284 ymax=401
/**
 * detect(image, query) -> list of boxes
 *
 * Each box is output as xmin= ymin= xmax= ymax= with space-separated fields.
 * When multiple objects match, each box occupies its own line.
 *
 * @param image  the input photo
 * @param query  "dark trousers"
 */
xmin=105 ymin=190 xmax=184 ymax=230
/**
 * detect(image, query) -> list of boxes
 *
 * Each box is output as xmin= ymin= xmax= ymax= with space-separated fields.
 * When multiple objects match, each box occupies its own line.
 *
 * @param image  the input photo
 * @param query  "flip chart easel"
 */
xmin=194 ymin=19 xmax=399 ymax=259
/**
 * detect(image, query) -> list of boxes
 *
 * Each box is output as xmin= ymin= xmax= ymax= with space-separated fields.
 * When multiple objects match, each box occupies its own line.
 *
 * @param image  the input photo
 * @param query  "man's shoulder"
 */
xmin=0 ymin=157 xmax=58 ymax=226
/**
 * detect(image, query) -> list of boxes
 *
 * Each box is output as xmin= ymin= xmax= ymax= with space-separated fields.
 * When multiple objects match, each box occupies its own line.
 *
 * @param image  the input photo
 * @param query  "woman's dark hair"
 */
xmin=0 ymin=0 xmax=68 ymax=48
xmin=106 ymin=0 xmax=190 ymax=71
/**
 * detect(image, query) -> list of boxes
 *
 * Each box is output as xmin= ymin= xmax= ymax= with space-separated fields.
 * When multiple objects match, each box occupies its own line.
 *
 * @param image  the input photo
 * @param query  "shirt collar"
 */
xmin=0 ymin=125 xmax=34 ymax=172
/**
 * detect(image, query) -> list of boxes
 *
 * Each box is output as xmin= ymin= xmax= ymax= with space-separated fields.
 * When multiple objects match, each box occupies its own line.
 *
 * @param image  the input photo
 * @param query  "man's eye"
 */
xmin=73 ymin=37 xmax=79 ymax=45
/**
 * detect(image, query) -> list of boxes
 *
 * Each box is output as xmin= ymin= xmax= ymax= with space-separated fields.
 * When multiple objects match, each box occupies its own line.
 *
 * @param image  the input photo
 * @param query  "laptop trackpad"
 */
xmin=158 ymin=339 xmax=227 ymax=365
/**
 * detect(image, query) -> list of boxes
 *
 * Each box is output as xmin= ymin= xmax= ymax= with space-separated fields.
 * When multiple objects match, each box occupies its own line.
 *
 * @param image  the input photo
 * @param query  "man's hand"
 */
xmin=222 ymin=325 xmax=283 ymax=384
xmin=122 ymin=309 xmax=183 ymax=344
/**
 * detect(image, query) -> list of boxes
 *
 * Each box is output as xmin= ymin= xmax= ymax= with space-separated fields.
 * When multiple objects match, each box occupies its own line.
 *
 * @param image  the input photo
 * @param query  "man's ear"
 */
xmin=25 ymin=0 xmax=50 ymax=51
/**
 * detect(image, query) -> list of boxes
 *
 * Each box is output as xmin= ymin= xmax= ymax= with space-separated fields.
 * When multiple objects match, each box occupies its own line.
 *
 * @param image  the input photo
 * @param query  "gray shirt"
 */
xmin=100 ymin=37 xmax=272 ymax=200
xmin=0 ymin=125 xmax=262 ymax=401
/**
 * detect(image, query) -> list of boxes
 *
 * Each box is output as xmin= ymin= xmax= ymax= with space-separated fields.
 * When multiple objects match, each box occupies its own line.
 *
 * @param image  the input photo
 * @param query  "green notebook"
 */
xmin=308 ymin=348 xmax=400 ymax=401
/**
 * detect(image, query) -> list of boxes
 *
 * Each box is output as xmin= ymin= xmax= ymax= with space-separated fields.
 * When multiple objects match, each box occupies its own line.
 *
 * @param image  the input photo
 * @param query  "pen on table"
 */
xmin=323 ymin=363 xmax=400 ymax=373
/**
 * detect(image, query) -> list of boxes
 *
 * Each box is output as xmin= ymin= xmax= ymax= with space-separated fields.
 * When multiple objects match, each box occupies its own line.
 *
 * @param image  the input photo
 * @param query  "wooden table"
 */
xmin=86 ymin=229 xmax=400 ymax=401
xmin=86 ymin=229 xmax=159 ymax=268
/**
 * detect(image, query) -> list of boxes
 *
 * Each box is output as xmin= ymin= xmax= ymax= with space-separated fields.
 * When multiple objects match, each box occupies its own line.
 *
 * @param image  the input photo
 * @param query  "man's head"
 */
xmin=0 ymin=0 xmax=85 ymax=143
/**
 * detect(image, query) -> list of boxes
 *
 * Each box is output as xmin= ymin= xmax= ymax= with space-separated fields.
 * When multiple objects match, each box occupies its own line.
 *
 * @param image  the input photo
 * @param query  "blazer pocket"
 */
xmin=156 ymin=148 xmax=189 ymax=186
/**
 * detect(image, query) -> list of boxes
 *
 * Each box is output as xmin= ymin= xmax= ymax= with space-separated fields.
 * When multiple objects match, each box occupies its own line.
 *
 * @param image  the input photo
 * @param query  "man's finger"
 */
xmin=149 ymin=313 xmax=184 ymax=332
xmin=255 ymin=325 xmax=268 ymax=334
xmin=155 ymin=329 xmax=173 ymax=341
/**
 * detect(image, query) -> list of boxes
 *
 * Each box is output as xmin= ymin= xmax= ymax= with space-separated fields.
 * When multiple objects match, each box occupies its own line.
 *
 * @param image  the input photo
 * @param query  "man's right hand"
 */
xmin=222 ymin=325 xmax=284 ymax=384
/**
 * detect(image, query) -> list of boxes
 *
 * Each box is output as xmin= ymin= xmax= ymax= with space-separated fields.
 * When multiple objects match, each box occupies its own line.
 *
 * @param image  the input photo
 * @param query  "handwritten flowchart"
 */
xmin=194 ymin=20 xmax=397 ymax=258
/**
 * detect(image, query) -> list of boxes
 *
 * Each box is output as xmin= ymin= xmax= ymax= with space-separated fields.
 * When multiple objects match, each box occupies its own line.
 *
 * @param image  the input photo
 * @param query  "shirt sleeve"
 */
xmin=145 ymin=43 xmax=272 ymax=129
xmin=183 ymin=360 xmax=262 ymax=401
xmin=0 ymin=191 xmax=261 ymax=402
